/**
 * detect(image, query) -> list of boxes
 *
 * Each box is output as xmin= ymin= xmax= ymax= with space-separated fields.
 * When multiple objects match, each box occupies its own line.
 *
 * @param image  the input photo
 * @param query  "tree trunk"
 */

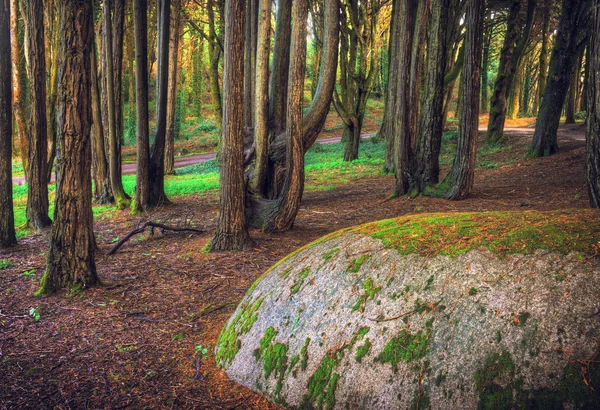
xmin=244 ymin=0 xmax=258 ymax=129
xmin=23 ymin=0 xmax=52 ymax=230
xmin=508 ymin=60 xmax=525 ymax=120
xmin=134 ymin=0 xmax=151 ymax=212
xmin=9 ymin=0 xmax=28 ymax=182
xmin=91 ymin=37 xmax=112 ymax=204
xmin=210 ymin=0 xmax=252 ymax=251
xmin=586 ymin=0 xmax=600 ymax=207
xmin=531 ymin=0 xmax=590 ymax=157
xmin=45 ymin=2 xmax=60 ymax=183
xmin=250 ymin=0 xmax=271 ymax=196
xmin=480 ymin=12 xmax=491 ymax=114
xmin=39 ymin=0 xmax=98 ymax=294
xmin=413 ymin=0 xmax=449 ymax=192
xmin=103 ymin=0 xmax=129 ymax=208
xmin=0 ymin=0 xmax=16 ymax=248
xmin=263 ymin=0 xmax=308 ymax=233
xmin=165 ymin=0 xmax=181 ymax=176
xmin=565 ymin=44 xmax=585 ymax=124
xmin=207 ymin=0 xmax=223 ymax=131
xmin=269 ymin=0 xmax=293 ymax=136
xmin=436 ymin=0 xmax=484 ymax=200
xmin=112 ymin=0 xmax=125 ymax=174
xmin=148 ymin=0 xmax=170 ymax=206
xmin=536 ymin=3 xmax=551 ymax=115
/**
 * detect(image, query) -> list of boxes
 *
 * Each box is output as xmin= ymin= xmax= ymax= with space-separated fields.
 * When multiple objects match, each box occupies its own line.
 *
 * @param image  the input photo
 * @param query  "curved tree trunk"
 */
xmin=531 ymin=0 xmax=590 ymax=157
xmin=40 ymin=0 xmax=98 ymax=294
xmin=586 ymin=0 xmax=600 ymax=207
xmin=210 ymin=0 xmax=252 ymax=251
xmin=0 ymin=0 xmax=16 ymax=248
xmin=165 ymin=0 xmax=182 ymax=176
xmin=23 ymin=0 xmax=52 ymax=230
xmin=437 ymin=0 xmax=484 ymax=200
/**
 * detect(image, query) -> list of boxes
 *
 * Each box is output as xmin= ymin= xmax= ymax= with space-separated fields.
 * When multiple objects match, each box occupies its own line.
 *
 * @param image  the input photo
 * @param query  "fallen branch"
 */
xmin=107 ymin=221 xmax=205 ymax=256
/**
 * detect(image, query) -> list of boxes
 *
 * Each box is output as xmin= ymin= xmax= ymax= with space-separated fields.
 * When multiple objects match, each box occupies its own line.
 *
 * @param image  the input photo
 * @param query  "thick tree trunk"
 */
xmin=40 ymin=0 xmax=98 ymax=294
xmin=508 ymin=60 xmax=525 ymax=120
xmin=148 ymin=0 xmax=171 ymax=206
xmin=134 ymin=0 xmax=151 ymax=212
xmin=103 ymin=0 xmax=129 ymax=208
xmin=9 ymin=0 xmax=28 ymax=182
xmin=413 ymin=0 xmax=449 ymax=192
xmin=586 ymin=0 xmax=600 ymax=207
xmin=23 ymin=0 xmax=52 ymax=229
xmin=269 ymin=0 xmax=293 ymax=136
xmin=263 ymin=0 xmax=308 ymax=233
xmin=0 ymin=0 xmax=16 ymax=248
xmin=531 ymin=0 xmax=590 ymax=157
xmin=210 ymin=0 xmax=252 ymax=251
xmin=91 ymin=39 xmax=112 ymax=204
xmin=250 ymin=0 xmax=271 ymax=196
xmin=165 ymin=0 xmax=181 ymax=176
xmin=437 ymin=0 xmax=484 ymax=200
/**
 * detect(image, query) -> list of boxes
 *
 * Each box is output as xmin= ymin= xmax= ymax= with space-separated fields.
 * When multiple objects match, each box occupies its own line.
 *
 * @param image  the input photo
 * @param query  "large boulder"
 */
xmin=215 ymin=210 xmax=600 ymax=409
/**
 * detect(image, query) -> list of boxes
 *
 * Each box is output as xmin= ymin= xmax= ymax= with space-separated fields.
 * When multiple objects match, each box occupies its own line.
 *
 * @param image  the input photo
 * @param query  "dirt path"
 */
xmin=0 ymin=125 xmax=591 ymax=409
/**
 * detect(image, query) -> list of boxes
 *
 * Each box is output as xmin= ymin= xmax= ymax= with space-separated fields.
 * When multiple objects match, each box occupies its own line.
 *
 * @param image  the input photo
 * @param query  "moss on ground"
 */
xmin=215 ymin=298 xmax=263 ymax=366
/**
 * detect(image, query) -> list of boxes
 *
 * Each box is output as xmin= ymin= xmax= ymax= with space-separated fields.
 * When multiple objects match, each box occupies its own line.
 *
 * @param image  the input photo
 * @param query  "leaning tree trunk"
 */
xmin=39 ymin=0 xmax=98 ymax=294
xmin=10 ymin=0 xmax=28 ymax=182
xmin=165 ymin=0 xmax=182 ymax=176
xmin=103 ymin=0 xmax=129 ymax=208
xmin=210 ymin=0 xmax=252 ymax=251
xmin=531 ymin=0 xmax=590 ymax=157
xmin=148 ymin=0 xmax=171 ymax=206
xmin=133 ymin=0 xmax=151 ymax=212
xmin=263 ymin=0 xmax=308 ymax=233
xmin=586 ymin=0 xmax=600 ymax=207
xmin=23 ymin=0 xmax=52 ymax=230
xmin=0 ymin=0 xmax=16 ymax=248
xmin=436 ymin=0 xmax=484 ymax=200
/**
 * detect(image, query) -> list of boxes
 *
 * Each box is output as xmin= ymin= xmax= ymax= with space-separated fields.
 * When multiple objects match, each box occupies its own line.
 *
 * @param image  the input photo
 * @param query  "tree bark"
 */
xmin=437 ymin=0 xmax=484 ymax=200
xmin=134 ymin=0 xmax=151 ymax=212
xmin=586 ymin=0 xmax=600 ymax=207
xmin=0 ymin=0 xmax=16 ymax=248
xmin=207 ymin=0 xmax=223 ymax=131
xmin=23 ymin=0 xmax=52 ymax=229
xmin=165 ymin=0 xmax=181 ymax=175
xmin=565 ymin=43 xmax=585 ymax=124
xmin=210 ymin=0 xmax=252 ymax=251
xmin=40 ymin=0 xmax=98 ymax=294
xmin=269 ymin=0 xmax=293 ymax=136
xmin=148 ymin=0 xmax=170 ymax=206
xmin=45 ymin=2 xmax=60 ymax=184
xmin=536 ymin=2 xmax=551 ymax=115
xmin=531 ymin=0 xmax=590 ymax=157
xmin=244 ymin=0 xmax=258 ymax=129
xmin=263 ymin=0 xmax=308 ymax=233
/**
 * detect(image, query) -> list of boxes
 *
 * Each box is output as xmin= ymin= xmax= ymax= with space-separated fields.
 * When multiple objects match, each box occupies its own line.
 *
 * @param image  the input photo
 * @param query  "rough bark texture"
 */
xmin=207 ymin=0 xmax=223 ymax=131
xmin=10 ymin=0 xmax=28 ymax=182
xmin=437 ymin=0 xmax=484 ymax=200
xmin=244 ymin=0 xmax=258 ymax=129
xmin=40 ymin=0 xmax=98 ymax=294
xmin=165 ymin=0 xmax=181 ymax=175
xmin=269 ymin=0 xmax=293 ymax=136
xmin=210 ymin=0 xmax=252 ymax=251
xmin=148 ymin=0 xmax=171 ymax=206
xmin=134 ymin=0 xmax=150 ymax=212
xmin=531 ymin=0 xmax=590 ymax=157
xmin=586 ymin=0 xmax=600 ymax=207
xmin=23 ymin=0 xmax=52 ymax=229
xmin=263 ymin=0 xmax=308 ymax=233
xmin=0 ymin=0 xmax=16 ymax=248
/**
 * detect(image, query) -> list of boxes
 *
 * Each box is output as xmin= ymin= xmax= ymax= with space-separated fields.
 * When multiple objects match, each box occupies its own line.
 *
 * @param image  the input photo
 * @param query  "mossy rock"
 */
xmin=216 ymin=210 xmax=600 ymax=409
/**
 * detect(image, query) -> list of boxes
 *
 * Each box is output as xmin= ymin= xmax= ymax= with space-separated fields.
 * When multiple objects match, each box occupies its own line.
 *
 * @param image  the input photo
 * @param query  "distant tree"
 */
xmin=23 ymin=0 xmax=52 ymax=230
xmin=39 ymin=0 xmax=98 ymax=294
xmin=586 ymin=0 xmax=600 ymax=207
xmin=165 ymin=0 xmax=182 ymax=175
xmin=0 ymin=0 xmax=16 ymax=248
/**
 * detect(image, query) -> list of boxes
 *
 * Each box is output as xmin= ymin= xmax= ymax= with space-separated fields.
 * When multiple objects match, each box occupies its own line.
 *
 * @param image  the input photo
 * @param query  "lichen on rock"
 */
xmin=215 ymin=210 xmax=600 ymax=409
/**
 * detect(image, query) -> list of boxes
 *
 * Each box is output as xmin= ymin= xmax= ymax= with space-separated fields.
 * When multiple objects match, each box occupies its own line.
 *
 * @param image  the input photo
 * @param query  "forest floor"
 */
xmin=0 ymin=123 xmax=590 ymax=409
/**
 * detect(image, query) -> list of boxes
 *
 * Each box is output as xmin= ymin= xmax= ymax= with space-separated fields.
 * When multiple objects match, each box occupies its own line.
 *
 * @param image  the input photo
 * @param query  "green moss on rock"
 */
xmin=290 ymin=267 xmax=311 ymax=296
xmin=255 ymin=327 xmax=289 ymax=397
xmin=348 ymin=255 xmax=372 ymax=273
xmin=377 ymin=328 xmax=429 ymax=372
xmin=216 ymin=298 xmax=263 ymax=366
xmin=355 ymin=339 xmax=371 ymax=362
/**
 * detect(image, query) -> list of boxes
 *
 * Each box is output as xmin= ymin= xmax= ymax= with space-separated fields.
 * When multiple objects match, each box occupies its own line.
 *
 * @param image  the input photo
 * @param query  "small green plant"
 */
xmin=173 ymin=332 xmax=185 ymax=341
xmin=195 ymin=345 xmax=209 ymax=358
xmin=0 ymin=259 xmax=13 ymax=270
xmin=19 ymin=269 xmax=36 ymax=278
xmin=574 ymin=193 xmax=582 ymax=200
xmin=111 ymin=236 xmax=120 ymax=243
xmin=29 ymin=306 xmax=41 ymax=321
xmin=115 ymin=343 xmax=137 ymax=353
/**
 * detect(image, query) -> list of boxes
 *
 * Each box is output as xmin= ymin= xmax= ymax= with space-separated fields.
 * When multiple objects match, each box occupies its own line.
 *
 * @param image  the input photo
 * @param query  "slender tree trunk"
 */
xmin=536 ymin=3 xmax=551 ymax=115
xmin=481 ymin=12 xmax=491 ymax=114
xmin=244 ymin=0 xmax=258 ymax=129
xmin=148 ymin=0 xmax=170 ymax=206
xmin=531 ymin=0 xmax=590 ymax=157
xmin=207 ymin=0 xmax=222 ymax=131
xmin=250 ymin=0 xmax=271 ymax=196
xmin=437 ymin=0 xmax=484 ymax=200
xmin=165 ymin=0 xmax=181 ymax=175
xmin=45 ymin=2 xmax=59 ymax=183
xmin=91 ymin=37 xmax=112 ymax=204
xmin=104 ymin=0 xmax=129 ymax=208
xmin=40 ymin=0 xmax=98 ymax=294
xmin=508 ymin=60 xmax=525 ymax=120
xmin=112 ymin=0 xmax=125 ymax=173
xmin=10 ymin=0 xmax=28 ymax=182
xmin=0 ymin=0 xmax=16 ymax=248
xmin=586 ymin=0 xmax=600 ymax=207
xmin=414 ymin=0 xmax=449 ymax=192
xmin=269 ymin=0 xmax=293 ymax=136
xmin=210 ymin=0 xmax=251 ymax=251
xmin=263 ymin=0 xmax=308 ymax=233
xmin=565 ymin=44 xmax=585 ymax=124
xmin=134 ymin=0 xmax=150 ymax=212
xmin=23 ymin=0 xmax=52 ymax=229
xmin=380 ymin=0 xmax=399 ymax=172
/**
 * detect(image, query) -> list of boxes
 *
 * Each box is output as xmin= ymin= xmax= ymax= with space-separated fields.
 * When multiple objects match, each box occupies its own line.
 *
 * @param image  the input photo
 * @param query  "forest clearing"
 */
xmin=1 ymin=0 xmax=600 ymax=408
